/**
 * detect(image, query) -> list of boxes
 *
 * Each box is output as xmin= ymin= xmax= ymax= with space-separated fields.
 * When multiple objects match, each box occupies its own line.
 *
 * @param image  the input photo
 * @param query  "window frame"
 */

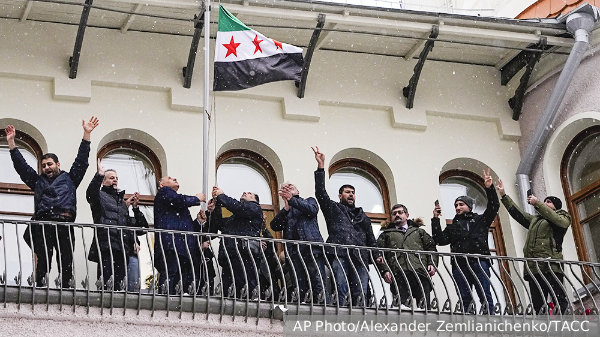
xmin=0 ymin=129 xmax=43 ymax=217
xmin=329 ymin=158 xmax=390 ymax=222
xmin=97 ymin=140 xmax=162 ymax=207
xmin=560 ymin=125 xmax=600 ymax=265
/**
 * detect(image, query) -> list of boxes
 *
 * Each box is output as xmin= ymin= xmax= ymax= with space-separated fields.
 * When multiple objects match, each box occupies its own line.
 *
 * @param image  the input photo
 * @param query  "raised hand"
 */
xmin=4 ymin=125 xmax=16 ymax=149
xmin=311 ymin=146 xmax=325 ymax=169
xmin=82 ymin=116 xmax=99 ymax=141
xmin=527 ymin=195 xmax=538 ymax=205
xmin=483 ymin=168 xmax=493 ymax=188
xmin=496 ymin=179 xmax=505 ymax=196
xmin=196 ymin=193 xmax=206 ymax=203
xmin=97 ymin=158 xmax=105 ymax=175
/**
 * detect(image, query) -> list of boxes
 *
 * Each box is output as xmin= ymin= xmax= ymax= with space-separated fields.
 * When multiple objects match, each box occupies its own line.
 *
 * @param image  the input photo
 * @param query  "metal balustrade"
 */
xmin=1 ymin=218 xmax=599 ymax=323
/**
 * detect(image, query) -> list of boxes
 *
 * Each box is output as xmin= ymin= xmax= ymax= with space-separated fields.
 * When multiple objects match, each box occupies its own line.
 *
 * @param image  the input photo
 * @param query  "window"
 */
xmin=439 ymin=170 xmax=515 ymax=311
xmin=98 ymin=140 xmax=161 ymax=224
xmin=216 ymin=150 xmax=280 ymax=238
xmin=329 ymin=159 xmax=390 ymax=224
xmin=0 ymin=129 xmax=42 ymax=217
xmin=561 ymin=126 xmax=600 ymax=265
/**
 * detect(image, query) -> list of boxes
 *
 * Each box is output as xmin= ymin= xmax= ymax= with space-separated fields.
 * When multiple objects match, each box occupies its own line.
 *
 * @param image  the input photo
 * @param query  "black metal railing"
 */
xmin=1 ymin=218 xmax=599 ymax=322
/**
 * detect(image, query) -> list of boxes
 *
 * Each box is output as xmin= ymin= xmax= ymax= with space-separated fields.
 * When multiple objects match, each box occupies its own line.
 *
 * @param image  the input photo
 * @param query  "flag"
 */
xmin=213 ymin=5 xmax=304 ymax=91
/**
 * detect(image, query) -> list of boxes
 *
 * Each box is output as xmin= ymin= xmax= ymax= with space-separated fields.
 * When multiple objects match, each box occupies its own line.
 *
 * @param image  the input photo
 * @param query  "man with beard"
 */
xmin=211 ymin=187 xmax=263 ymax=299
xmin=312 ymin=146 xmax=378 ymax=307
xmin=432 ymin=169 xmax=499 ymax=314
xmin=5 ymin=117 xmax=99 ymax=287
xmin=376 ymin=204 xmax=438 ymax=309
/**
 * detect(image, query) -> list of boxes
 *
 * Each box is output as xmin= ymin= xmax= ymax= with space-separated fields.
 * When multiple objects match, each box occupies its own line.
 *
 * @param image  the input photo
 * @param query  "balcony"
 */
xmin=1 ymin=218 xmax=599 ymax=327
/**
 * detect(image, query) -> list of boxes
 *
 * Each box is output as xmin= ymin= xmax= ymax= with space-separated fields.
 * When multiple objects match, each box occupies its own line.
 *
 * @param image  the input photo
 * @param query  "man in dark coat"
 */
xmin=5 ymin=118 xmax=99 ymax=288
xmin=376 ymin=204 xmax=438 ymax=309
xmin=497 ymin=180 xmax=571 ymax=314
xmin=432 ymin=169 xmax=499 ymax=314
xmin=154 ymin=176 xmax=205 ymax=295
xmin=86 ymin=159 xmax=148 ymax=291
xmin=270 ymin=182 xmax=328 ymax=304
xmin=212 ymin=186 xmax=263 ymax=299
xmin=312 ymin=146 xmax=378 ymax=307
xmin=193 ymin=199 xmax=218 ymax=296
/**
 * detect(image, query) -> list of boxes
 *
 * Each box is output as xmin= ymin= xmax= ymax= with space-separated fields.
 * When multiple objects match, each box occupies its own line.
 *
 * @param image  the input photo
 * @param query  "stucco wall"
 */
xmin=0 ymin=16 xmax=535 ymax=304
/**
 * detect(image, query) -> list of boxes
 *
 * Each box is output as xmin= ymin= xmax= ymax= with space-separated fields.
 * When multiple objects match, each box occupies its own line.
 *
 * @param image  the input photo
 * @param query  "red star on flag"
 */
xmin=223 ymin=36 xmax=241 ymax=58
xmin=252 ymin=35 xmax=264 ymax=54
xmin=273 ymin=39 xmax=283 ymax=50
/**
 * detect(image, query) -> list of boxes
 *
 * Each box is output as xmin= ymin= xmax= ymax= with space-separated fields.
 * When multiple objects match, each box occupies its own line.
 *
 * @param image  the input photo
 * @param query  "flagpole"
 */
xmin=202 ymin=0 xmax=211 ymax=204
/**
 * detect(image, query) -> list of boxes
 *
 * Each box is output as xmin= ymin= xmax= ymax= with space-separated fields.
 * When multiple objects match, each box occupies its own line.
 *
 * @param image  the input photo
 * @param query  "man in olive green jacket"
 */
xmin=376 ymin=204 xmax=438 ymax=309
xmin=497 ymin=180 xmax=571 ymax=314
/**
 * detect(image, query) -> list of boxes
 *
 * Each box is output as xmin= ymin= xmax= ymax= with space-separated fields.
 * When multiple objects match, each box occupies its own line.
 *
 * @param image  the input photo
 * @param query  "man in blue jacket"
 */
xmin=270 ymin=183 xmax=328 ymax=304
xmin=212 ymin=186 xmax=263 ymax=299
xmin=5 ymin=117 xmax=99 ymax=288
xmin=312 ymin=146 xmax=378 ymax=307
xmin=154 ymin=176 xmax=205 ymax=294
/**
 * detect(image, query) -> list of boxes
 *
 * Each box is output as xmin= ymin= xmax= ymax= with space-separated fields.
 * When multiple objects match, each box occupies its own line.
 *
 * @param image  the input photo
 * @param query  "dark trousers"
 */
xmin=29 ymin=222 xmax=75 ymax=288
xmin=219 ymin=252 xmax=260 ymax=299
xmin=453 ymin=260 xmax=494 ymax=314
xmin=97 ymin=248 xmax=129 ymax=291
xmin=289 ymin=253 xmax=329 ymax=304
xmin=391 ymin=271 xmax=432 ymax=309
xmin=157 ymin=250 xmax=194 ymax=295
xmin=528 ymin=273 xmax=568 ymax=314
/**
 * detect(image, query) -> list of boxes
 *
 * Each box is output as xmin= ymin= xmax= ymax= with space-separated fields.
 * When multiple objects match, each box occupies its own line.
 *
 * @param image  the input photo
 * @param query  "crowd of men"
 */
xmin=4 ymin=121 xmax=572 ymax=313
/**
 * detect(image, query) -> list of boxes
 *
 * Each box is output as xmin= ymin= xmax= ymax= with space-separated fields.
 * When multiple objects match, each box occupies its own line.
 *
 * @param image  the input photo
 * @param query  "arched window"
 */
xmin=329 ymin=159 xmax=390 ymax=225
xmin=561 ymin=126 xmax=600 ymax=265
xmin=97 ymin=140 xmax=162 ymax=224
xmin=216 ymin=150 xmax=279 ymax=236
xmin=0 ymin=129 xmax=42 ymax=218
xmin=439 ymin=170 xmax=514 ymax=309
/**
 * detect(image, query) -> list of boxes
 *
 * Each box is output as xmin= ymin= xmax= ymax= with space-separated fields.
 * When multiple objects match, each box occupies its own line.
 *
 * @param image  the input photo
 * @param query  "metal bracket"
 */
xmin=182 ymin=7 xmax=206 ymax=88
xmin=508 ymin=37 xmax=546 ymax=120
xmin=402 ymin=25 xmax=439 ymax=109
xmin=296 ymin=13 xmax=326 ymax=98
xmin=69 ymin=0 xmax=94 ymax=79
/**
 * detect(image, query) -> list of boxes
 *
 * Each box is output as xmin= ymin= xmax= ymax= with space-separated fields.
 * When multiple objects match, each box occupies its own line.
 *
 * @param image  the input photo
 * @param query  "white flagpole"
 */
xmin=202 ymin=0 xmax=211 ymax=203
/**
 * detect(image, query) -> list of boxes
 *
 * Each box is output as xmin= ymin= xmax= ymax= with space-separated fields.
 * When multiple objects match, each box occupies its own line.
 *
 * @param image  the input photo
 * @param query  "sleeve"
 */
xmin=480 ymin=184 xmax=500 ymax=228
xmin=158 ymin=187 xmax=201 ymax=209
xmin=269 ymin=208 xmax=289 ymax=232
xmin=501 ymin=194 xmax=533 ymax=229
xmin=288 ymin=196 xmax=319 ymax=217
xmin=68 ymin=139 xmax=91 ymax=188
xmin=211 ymin=202 xmax=224 ymax=233
xmin=216 ymin=193 xmax=262 ymax=219
xmin=431 ymin=217 xmax=451 ymax=246
xmin=131 ymin=208 xmax=149 ymax=228
xmin=420 ymin=229 xmax=439 ymax=267
xmin=86 ymin=173 xmax=103 ymax=223
xmin=534 ymin=201 xmax=571 ymax=229
xmin=9 ymin=147 xmax=38 ymax=190
xmin=314 ymin=168 xmax=335 ymax=218
xmin=376 ymin=233 xmax=390 ymax=274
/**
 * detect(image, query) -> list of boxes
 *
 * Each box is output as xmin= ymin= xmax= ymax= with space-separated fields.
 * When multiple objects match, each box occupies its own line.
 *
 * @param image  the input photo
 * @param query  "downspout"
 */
xmin=515 ymin=4 xmax=599 ymax=214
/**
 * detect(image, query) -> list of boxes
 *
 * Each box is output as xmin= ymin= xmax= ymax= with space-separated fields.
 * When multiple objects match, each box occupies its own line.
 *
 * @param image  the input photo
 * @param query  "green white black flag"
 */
xmin=213 ymin=5 xmax=304 ymax=91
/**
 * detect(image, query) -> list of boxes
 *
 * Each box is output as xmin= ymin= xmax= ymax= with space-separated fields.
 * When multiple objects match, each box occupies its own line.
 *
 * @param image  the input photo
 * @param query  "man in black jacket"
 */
xmin=5 ymin=117 xmax=99 ymax=288
xmin=86 ymin=159 xmax=148 ymax=291
xmin=212 ymin=186 xmax=263 ymax=299
xmin=312 ymin=146 xmax=378 ymax=307
xmin=432 ymin=169 xmax=499 ymax=314
xmin=270 ymin=183 xmax=328 ymax=304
